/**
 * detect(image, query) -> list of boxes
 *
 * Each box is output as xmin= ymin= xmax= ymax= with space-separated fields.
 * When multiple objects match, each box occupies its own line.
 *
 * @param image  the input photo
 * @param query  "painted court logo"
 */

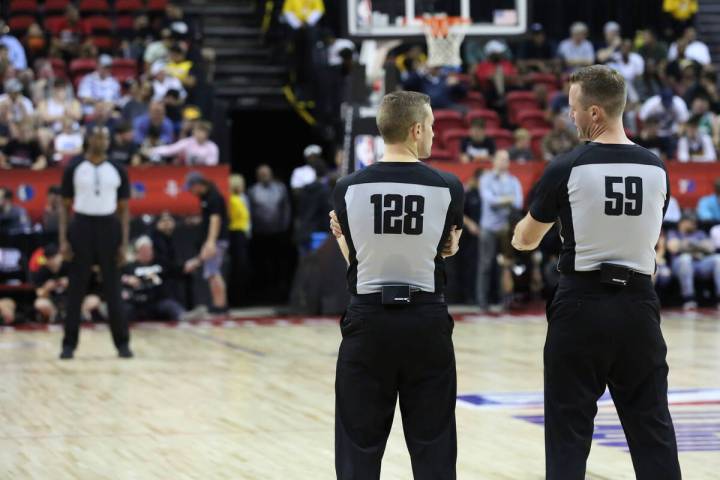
xmin=458 ymin=388 xmax=720 ymax=452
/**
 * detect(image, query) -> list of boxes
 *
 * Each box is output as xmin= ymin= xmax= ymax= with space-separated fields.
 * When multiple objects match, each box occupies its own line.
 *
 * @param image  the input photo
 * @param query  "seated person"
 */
xmin=121 ymin=236 xmax=185 ymax=321
xmin=0 ymin=187 xmax=30 ymax=234
xmin=697 ymin=178 xmax=720 ymax=223
xmin=108 ymin=121 xmax=142 ymax=166
xmin=33 ymin=244 xmax=103 ymax=323
xmin=133 ymin=101 xmax=174 ymax=146
xmin=508 ymin=128 xmax=534 ymax=162
xmin=0 ymin=122 xmax=46 ymax=170
xmin=677 ymin=114 xmax=717 ymax=162
xmin=53 ymin=118 xmax=83 ymax=164
xmin=632 ymin=116 xmax=674 ymax=161
xmin=460 ymin=119 xmax=496 ymax=163
xmin=149 ymin=121 xmax=218 ymax=166
xmin=666 ymin=214 xmax=720 ymax=310
xmin=402 ymin=66 xmax=467 ymax=111
xmin=542 ymin=114 xmax=579 ymax=161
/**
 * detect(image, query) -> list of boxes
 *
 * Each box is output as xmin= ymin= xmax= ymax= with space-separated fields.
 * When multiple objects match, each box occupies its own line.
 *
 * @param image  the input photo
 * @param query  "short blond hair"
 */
xmin=376 ymin=91 xmax=431 ymax=144
xmin=569 ymin=65 xmax=627 ymax=118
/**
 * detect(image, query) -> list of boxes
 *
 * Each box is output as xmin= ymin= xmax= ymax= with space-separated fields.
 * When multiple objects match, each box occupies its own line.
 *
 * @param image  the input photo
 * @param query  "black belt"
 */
xmin=350 ymin=291 xmax=445 ymax=305
xmin=74 ymin=213 xmax=117 ymax=220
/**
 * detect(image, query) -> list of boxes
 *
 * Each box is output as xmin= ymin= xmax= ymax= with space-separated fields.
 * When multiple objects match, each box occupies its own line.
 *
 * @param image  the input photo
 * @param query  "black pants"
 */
xmin=64 ymin=214 xmax=129 ymax=350
xmin=124 ymin=298 xmax=184 ymax=322
xmin=544 ymin=272 xmax=681 ymax=480
xmin=335 ymin=301 xmax=457 ymax=480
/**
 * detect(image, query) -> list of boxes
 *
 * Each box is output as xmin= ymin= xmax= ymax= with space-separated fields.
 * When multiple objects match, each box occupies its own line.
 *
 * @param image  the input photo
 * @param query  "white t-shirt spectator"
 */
xmin=0 ymin=93 xmax=35 ymax=121
xmin=54 ymin=132 xmax=84 ymax=156
xmin=152 ymin=76 xmax=186 ymax=102
xmin=609 ymin=52 xmax=645 ymax=83
xmin=557 ymin=39 xmax=595 ymax=65
xmin=677 ymin=132 xmax=717 ymax=162
xmin=639 ymin=95 xmax=689 ymax=137
xmin=78 ymin=72 xmax=121 ymax=111
xmin=668 ymin=40 xmax=711 ymax=65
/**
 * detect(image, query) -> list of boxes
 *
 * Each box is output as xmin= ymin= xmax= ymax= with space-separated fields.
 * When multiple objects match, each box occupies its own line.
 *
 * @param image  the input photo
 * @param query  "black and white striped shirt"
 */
xmin=61 ymin=157 xmax=130 ymax=215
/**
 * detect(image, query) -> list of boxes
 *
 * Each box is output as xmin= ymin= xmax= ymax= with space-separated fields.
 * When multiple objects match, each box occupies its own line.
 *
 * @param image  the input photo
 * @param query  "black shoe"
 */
xmin=59 ymin=347 xmax=74 ymax=360
xmin=117 ymin=346 xmax=134 ymax=358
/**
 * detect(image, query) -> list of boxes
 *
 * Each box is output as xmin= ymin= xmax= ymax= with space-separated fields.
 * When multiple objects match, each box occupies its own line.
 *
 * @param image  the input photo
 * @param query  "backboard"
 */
xmin=347 ymin=0 xmax=528 ymax=37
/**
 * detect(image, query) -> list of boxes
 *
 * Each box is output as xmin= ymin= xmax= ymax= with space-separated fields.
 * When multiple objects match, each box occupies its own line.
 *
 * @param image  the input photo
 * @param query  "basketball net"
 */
xmin=421 ymin=14 xmax=470 ymax=68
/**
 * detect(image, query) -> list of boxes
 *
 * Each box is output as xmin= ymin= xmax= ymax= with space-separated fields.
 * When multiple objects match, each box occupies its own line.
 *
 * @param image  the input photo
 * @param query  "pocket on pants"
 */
xmin=339 ymin=309 xmax=365 ymax=338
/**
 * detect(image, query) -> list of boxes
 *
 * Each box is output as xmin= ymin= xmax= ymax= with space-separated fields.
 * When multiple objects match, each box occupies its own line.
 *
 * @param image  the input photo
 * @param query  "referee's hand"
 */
xmin=329 ymin=210 xmax=343 ymax=238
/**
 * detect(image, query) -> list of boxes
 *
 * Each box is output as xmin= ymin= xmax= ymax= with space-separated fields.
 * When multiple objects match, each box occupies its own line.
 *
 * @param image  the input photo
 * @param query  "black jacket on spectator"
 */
xmin=122 ymin=261 xmax=172 ymax=305
xmin=2 ymin=138 xmax=41 ymax=168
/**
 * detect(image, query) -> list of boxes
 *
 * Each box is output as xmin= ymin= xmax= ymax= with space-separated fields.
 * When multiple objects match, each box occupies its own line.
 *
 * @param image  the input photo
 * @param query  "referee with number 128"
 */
xmin=512 ymin=65 xmax=681 ymax=480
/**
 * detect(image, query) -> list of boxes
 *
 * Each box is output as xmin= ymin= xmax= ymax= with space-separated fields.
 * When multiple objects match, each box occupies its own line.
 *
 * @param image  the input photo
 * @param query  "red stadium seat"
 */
xmin=49 ymin=58 xmax=68 ymax=78
xmin=459 ymin=91 xmax=485 ymax=110
xmin=442 ymin=128 xmax=470 ymax=158
xmin=466 ymin=109 xmax=501 ymax=129
xmin=486 ymin=128 xmax=514 ymax=150
xmin=146 ymin=0 xmax=168 ymax=11
xmin=528 ymin=73 xmax=560 ymax=93
xmin=433 ymin=110 xmax=465 ymax=147
xmin=506 ymin=91 xmax=540 ymax=125
xmin=69 ymin=58 xmax=97 ymax=79
xmin=115 ymin=0 xmax=144 ymax=12
xmin=44 ymin=15 xmax=66 ymax=35
xmin=430 ymin=146 xmax=454 ymax=162
xmin=111 ymin=58 xmax=137 ymax=83
xmin=529 ymin=128 xmax=551 ymax=159
xmin=115 ymin=15 xmax=135 ymax=31
xmin=517 ymin=110 xmax=551 ymax=130
xmin=9 ymin=0 xmax=38 ymax=14
xmin=91 ymin=36 xmax=115 ymax=50
xmin=8 ymin=15 xmax=36 ymax=35
xmin=84 ymin=15 xmax=113 ymax=32
xmin=78 ymin=0 xmax=110 ymax=15
xmin=44 ymin=0 xmax=71 ymax=15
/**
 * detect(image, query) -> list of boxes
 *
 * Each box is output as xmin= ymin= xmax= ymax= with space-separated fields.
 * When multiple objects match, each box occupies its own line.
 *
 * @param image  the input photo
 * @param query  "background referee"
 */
xmin=512 ymin=65 xmax=681 ymax=480
xmin=59 ymin=126 xmax=132 ymax=360
xmin=329 ymin=91 xmax=463 ymax=480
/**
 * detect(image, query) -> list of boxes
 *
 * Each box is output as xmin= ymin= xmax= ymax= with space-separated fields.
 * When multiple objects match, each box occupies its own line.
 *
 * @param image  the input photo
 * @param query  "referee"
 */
xmin=512 ymin=65 xmax=680 ymax=480
xmin=329 ymin=91 xmax=464 ymax=480
xmin=59 ymin=126 xmax=132 ymax=360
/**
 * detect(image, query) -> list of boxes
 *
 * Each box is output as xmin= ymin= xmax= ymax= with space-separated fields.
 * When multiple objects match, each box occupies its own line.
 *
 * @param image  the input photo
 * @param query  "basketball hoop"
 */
xmin=420 ymin=14 xmax=470 ymax=68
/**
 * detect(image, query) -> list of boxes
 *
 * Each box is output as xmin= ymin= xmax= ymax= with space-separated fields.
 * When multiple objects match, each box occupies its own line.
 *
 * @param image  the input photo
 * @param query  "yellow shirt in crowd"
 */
xmin=228 ymin=194 xmax=251 ymax=234
xmin=167 ymin=60 xmax=193 ymax=82
xmin=282 ymin=0 xmax=325 ymax=24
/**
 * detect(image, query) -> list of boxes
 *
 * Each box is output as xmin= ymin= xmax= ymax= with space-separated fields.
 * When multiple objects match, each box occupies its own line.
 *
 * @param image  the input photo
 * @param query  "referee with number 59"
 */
xmin=512 ymin=65 xmax=681 ymax=480
xmin=329 ymin=91 xmax=463 ymax=479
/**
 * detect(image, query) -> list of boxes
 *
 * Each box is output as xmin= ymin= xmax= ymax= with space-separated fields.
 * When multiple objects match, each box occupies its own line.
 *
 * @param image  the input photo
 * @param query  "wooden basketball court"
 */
xmin=0 ymin=309 xmax=718 ymax=479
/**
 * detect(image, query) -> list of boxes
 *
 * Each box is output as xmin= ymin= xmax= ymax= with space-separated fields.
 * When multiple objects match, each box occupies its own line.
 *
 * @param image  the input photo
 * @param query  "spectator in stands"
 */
xmin=402 ymin=65 xmax=467 ymax=111
xmin=150 ymin=212 xmax=186 ymax=305
xmin=78 ymin=54 xmax=121 ymax=115
xmin=557 ymin=22 xmax=595 ymax=70
xmin=639 ymin=87 xmax=689 ymax=148
xmin=608 ymin=39 xmax=645 ymax=102
xmin=460 ymin=119 xmax=496 ymax=163
xmin=23 ymin=23 xmax=48 ymax=65
xmin=162 ymin=3 xmax=195 ymax=42
xmin=508 ymin=128 xmax=534 ymax=162
xmin=182 ymin=173 xmax=229 ymax=315
xmin=162 ymin=90 xmax=184 ymax=133
xmin=37 ymin=79 xmax=82 ymax=151
xmin=0 ymin=44 xmax=12 ymax=82
xmin=697 ymin=178 xmax=720 ymax=223
xmin=133 ymin=101 xmax=174 ymax=146
xmin=85 ymin=101 xmax=119 ymax=137
xmin=291 ymin=144 xmax=322 ymax=191
xmin=0 ymin=78 xmax=34 ymax=125
xmin=138 ymin=125 xmax=165 ymax=163
xmin=151 ymin=61 xmax=186 ymax=103
xmin=108 ymin=121 xmax=142 ymax=166
xmin=516 ymin=23 xmax=555 ymax=72
xmin=0 ymin=297 xmax=15 ymax=325
xmin=475 ymin=40 xmax=516 ymax=110
xmin=596 ymin=21 xmax=622 ymax=64
xmin=669 ymin=26 xmax=711 ymax=66
xmin=637 ymin=29 xmax=669 ymax=65
xmin=228 ymin=174 xmax=251 ymax=306
xmin=122 ymin=14 xmax=152 ymax=60
xmin=0 ymin=20 xmax=27 ymax=71
xmin=477 ymin=150 xmax=523 ymax=311
xmin=542 ymin=114 xmax=578 ymax=161
xmin=53 ymin=118 xmax=84 ymax=164
xmin=666 ymin=213 xmax=720 ymax=310
xmin=634 ymin=58 xmax=665 ymax=103
xmin=633 ymin=116 xmax=673 ymax=161
xmin=166 ymin=45 xmax=196 ymax=93
xmin=43 ymin=185 xmax=62 ymax=234
xmin=121 ymin=236 xmax=186 ymax=322
xmin=0 ymin=187 xmax=30 ymax=234
xmin=149 ymin=121 xmax=218 ymax=166
xmin=677 ymin=114 xmax=717 ymax=162
xmin=121 ymin=81 xmax=152 ymax=123
xmin=144 ymin=29 xmax=174 ymax=69
xmin=549 ymin=78 xmax=571 ymax=121
xmin=248 ymin=164 xmax=292 ymax=302
xmin=49 ymin=5 xmax=89 ymax=62
xmin=0 ymin=122 xmax=46 ymax=170
xmin=458 ymin=168 xmax=483 ymax=304
xmin=684 ymin=69 xmax=720 ymax=111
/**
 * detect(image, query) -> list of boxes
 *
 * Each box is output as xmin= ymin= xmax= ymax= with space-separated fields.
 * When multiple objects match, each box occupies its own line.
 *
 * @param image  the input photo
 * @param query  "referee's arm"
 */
xmin=512 ymin=213 xmax=554 ymax=251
